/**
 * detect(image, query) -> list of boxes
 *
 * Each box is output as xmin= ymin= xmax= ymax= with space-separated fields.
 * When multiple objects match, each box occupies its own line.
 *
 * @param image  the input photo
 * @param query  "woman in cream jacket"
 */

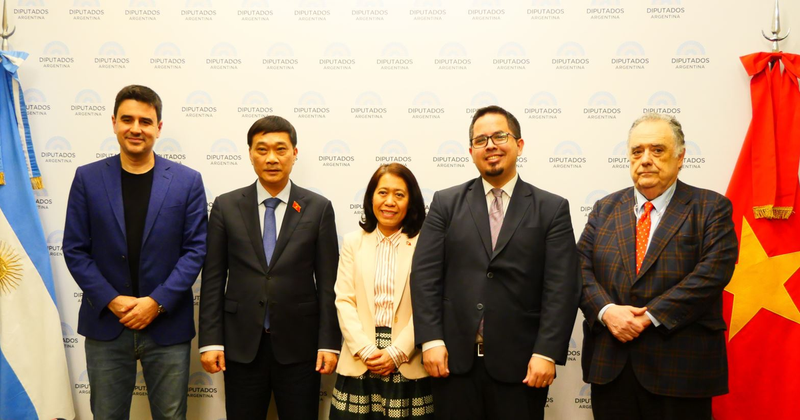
xmin=331 ymin=163 xmax=432 ymax=420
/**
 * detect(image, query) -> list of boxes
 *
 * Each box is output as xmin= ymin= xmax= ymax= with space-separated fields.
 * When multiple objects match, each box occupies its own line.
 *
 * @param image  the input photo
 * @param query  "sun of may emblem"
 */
xmin=0 ymin=241 xmax=23 ymax=294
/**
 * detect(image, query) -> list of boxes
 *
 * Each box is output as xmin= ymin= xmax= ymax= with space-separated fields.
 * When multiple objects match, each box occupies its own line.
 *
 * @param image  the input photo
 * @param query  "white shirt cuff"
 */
xmin=598 ymin=303 xmax=616 ymax=327
xmin=645 ymin=311 xmax=661 ymax=327
xmin=532 ymin=353 xmax=555 ymax=363
xmin=200 ymin=347 xmax=340 ymax=355
xmin=422 ymin=340 xmax=446 ymax=352
xmin=199 ymin=345 xmax=224 ymax=354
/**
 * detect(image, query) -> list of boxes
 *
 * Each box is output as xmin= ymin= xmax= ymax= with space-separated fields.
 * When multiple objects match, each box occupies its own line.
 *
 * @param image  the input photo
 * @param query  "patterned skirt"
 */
xmin=330 ymin=327 xmax=434 ymax=420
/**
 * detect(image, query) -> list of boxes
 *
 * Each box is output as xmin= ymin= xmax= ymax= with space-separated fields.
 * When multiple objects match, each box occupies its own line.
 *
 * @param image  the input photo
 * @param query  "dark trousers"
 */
xmin=430 ymin=354 xmax=548 ymax=420
xmin=224 ymin=331 xmax=320 ymax=420
xmin=591 ymin=360 xmax=712 ymax=420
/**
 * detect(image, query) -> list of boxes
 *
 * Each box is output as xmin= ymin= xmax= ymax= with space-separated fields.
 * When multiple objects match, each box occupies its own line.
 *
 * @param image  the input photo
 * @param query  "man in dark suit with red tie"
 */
xmin=198 ymin=116 xmax=341 ymax=420
xmin=411 ymin=105 xmax=581 ymax=420
xmin=579 ymin=113 xmax=738 ymax=420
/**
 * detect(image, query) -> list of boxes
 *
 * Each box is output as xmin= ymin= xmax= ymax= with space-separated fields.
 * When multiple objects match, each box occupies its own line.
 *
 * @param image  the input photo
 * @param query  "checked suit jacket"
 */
xmin=578 ymin=180 xmax=738 ymax=398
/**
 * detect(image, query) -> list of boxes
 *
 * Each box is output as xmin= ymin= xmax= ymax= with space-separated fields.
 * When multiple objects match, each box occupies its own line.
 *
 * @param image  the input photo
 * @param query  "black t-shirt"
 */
xmin=121 ymin=168 xmax=154 ymax=297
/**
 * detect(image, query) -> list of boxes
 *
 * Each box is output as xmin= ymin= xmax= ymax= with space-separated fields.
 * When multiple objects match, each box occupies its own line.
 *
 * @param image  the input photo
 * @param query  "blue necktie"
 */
xmin=263 ymin=197 xmax=280 ymax=330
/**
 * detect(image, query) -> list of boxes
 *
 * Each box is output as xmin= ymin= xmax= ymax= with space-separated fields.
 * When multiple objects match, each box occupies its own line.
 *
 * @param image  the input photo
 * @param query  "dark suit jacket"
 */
xmin=63 ymin=154 xmax=207 ymax=345
xmin=199 ymin=181 xmax=341 ymax=365
xmin=411 ymin=177 xmax=581 ymax=383
xmin=578 ymin=180 xmax=738 ymax=398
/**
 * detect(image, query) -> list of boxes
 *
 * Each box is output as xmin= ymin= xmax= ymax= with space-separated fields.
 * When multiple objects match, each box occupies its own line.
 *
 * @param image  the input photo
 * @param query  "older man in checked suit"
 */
xmin=578 ymin=113 xmax=738 ymax=420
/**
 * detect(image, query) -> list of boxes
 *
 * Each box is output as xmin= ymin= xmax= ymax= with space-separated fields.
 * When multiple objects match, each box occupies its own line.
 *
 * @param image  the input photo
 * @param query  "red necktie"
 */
xmin=635 ymin=201 xmax=654 ymax=274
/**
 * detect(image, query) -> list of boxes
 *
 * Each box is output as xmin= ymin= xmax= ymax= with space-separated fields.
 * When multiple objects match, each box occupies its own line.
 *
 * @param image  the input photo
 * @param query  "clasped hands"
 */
xmin=361 ymin=349 xmax=397 ymax=377
xmin=602 ymin=305 xmax=652 ymax=343
xmin=107 ymin=295 xmax=160 ymax=330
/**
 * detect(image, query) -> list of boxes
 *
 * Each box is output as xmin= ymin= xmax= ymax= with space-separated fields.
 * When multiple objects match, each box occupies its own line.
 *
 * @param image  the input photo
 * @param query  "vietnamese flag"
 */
xmin=714 ymin=53 xmax=800 ymax=419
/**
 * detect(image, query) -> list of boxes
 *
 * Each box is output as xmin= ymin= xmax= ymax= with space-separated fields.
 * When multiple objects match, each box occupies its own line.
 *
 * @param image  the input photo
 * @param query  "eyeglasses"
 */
xmin=470 ymin=132 xmax=515 ymax=149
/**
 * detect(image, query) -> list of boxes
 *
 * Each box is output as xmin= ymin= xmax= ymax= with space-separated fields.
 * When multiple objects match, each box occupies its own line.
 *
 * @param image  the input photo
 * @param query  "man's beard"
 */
xmin=484 ymin=166 xmax=504 ymax=178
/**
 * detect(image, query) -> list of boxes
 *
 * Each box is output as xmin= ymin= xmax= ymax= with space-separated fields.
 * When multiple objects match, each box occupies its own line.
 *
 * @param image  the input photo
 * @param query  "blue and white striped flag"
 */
xmin=0 ymin=51 xmax=74 ymax=419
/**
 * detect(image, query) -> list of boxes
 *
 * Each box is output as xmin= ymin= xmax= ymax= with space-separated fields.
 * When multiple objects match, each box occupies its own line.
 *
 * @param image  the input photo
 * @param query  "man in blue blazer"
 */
xmin=63 ymin=85 xmax=207 ymax=420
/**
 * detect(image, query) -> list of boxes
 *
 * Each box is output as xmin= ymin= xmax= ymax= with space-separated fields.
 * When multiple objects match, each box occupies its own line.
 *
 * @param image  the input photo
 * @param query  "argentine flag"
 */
xmin=0 ymin=51 xmax=74 ymax=419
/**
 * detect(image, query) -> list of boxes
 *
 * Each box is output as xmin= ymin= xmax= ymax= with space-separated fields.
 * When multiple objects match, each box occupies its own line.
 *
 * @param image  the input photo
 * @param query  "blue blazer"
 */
xmin=63 ymin=154 xmax=207 ymax=346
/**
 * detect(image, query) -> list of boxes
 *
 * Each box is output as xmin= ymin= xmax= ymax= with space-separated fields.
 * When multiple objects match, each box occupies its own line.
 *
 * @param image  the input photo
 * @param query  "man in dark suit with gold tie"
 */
xmin=579 ymin=113 xmax=738 ymax=420
xmin=411 ymin=105 xmax=582 ymax=420
xmin=198 ymin=116 xmax=341 ymax=420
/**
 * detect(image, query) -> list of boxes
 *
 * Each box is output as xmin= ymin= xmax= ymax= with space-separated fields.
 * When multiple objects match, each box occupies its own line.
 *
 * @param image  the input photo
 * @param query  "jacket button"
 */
xmin=477 ymin=303 xmax=484 ymax=310
xmin=486 ymin=272 xmax=493 ymax=279
xmin=125 ymin=283 xmax=130 ymax=288
xmin=259 ymin=300 xmax=265 ymax=306
xmin=121 ymin=255 xmax=126 ymax=260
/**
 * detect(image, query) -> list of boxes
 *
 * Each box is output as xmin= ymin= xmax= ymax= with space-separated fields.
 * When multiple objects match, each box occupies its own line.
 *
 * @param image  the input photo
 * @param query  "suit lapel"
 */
xmin=614 ymin=188 xmax=637 ymax=283
xmin=101 ymin=156 xmax=125 ymax=237
xmin=239 ymin=182 xmax=269 ymax=273
xmin=492 ymin=179 xmax=532 ymax=260
xmin=362 ymin=231 xmax=378 ymax=317
xmin=635 ymin=181 xmax=691 ymax=282
xmin=141 ymin=156 xmax=172 ymax=246
xmin=466 ymin=178 xmax=492 ymax=258
xmin=271 ymin=183 xmax=304 ymax=269
xmin=392 ymin=234 xmax=416 ymax=318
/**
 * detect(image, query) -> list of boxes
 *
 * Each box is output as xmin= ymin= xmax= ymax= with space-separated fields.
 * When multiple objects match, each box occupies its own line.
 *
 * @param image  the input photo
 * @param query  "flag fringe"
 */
xmin=753 ymin=205 xmax=773 ymax=219
xmin=30 ymin=176 xmax=42 ymax=190
xmin=0 ymin=172 xmax=4 ymax=185
xmin=772 ymin=207 xmax=792 ymax=219
xmin=753 ymin=205 xmax=793 ymax=219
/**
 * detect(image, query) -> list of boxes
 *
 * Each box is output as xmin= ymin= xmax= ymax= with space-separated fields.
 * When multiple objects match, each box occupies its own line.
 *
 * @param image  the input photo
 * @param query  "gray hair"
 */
xmin=628 ymin=113 xmax=685 ymax=157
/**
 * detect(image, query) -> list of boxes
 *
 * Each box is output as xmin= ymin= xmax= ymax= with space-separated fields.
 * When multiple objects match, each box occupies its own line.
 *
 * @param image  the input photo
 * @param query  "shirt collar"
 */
xmin=481 ymin=174 xmax=518 ymax=198
xmin=634 ymin=180 xmax=677 ymax=214
xmin=256 ymin=180 xmax=292 ymax=205
xmin=375 ymin=229 xmax=403 ymax=247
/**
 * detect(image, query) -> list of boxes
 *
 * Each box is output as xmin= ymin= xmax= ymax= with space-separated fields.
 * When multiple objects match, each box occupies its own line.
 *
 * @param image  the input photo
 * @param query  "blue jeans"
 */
xmin=85 ymin=328 xmax=190 ymax=420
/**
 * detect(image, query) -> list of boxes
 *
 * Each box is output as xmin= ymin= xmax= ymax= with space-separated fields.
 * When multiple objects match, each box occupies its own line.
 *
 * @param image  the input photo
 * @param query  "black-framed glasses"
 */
xmin=470 ymin=132 xmax=515 ymax=149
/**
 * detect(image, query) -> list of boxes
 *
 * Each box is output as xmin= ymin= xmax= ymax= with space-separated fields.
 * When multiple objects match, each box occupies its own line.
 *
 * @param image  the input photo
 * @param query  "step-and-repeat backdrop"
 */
xmin=11 ymin=1 xmax=797 ymax=419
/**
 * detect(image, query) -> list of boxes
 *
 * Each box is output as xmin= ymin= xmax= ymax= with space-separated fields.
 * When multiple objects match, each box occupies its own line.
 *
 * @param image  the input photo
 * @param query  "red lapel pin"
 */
xmin=292 ymin=201 xmax=301 ymax=212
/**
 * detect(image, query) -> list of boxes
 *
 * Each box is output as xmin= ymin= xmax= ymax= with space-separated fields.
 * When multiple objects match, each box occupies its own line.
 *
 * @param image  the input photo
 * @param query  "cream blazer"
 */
xmin=334 ymin=229 xmax=427 ymax=380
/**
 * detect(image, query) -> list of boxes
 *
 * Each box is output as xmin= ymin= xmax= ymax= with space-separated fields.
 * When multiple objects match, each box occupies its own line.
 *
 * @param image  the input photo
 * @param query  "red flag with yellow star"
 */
xmin=713 ymin=53 xmax=800 ymax=419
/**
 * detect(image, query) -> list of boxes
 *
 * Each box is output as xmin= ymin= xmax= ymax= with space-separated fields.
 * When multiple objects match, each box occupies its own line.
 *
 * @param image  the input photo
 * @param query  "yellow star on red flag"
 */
xmin=725 ymin=217 xmax=800 ymax=339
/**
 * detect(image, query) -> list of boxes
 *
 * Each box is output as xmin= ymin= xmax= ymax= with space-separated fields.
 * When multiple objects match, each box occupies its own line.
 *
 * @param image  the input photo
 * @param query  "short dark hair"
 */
xmin=468 ymin=105 xmax=521 ymax=145
xmin=114 ymin=85 xmax=162 ymax=122
xmin=247 ymin=115 xmax=298 ymax=148
xmin=360 ymin=163 xmax=426 ymax=238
